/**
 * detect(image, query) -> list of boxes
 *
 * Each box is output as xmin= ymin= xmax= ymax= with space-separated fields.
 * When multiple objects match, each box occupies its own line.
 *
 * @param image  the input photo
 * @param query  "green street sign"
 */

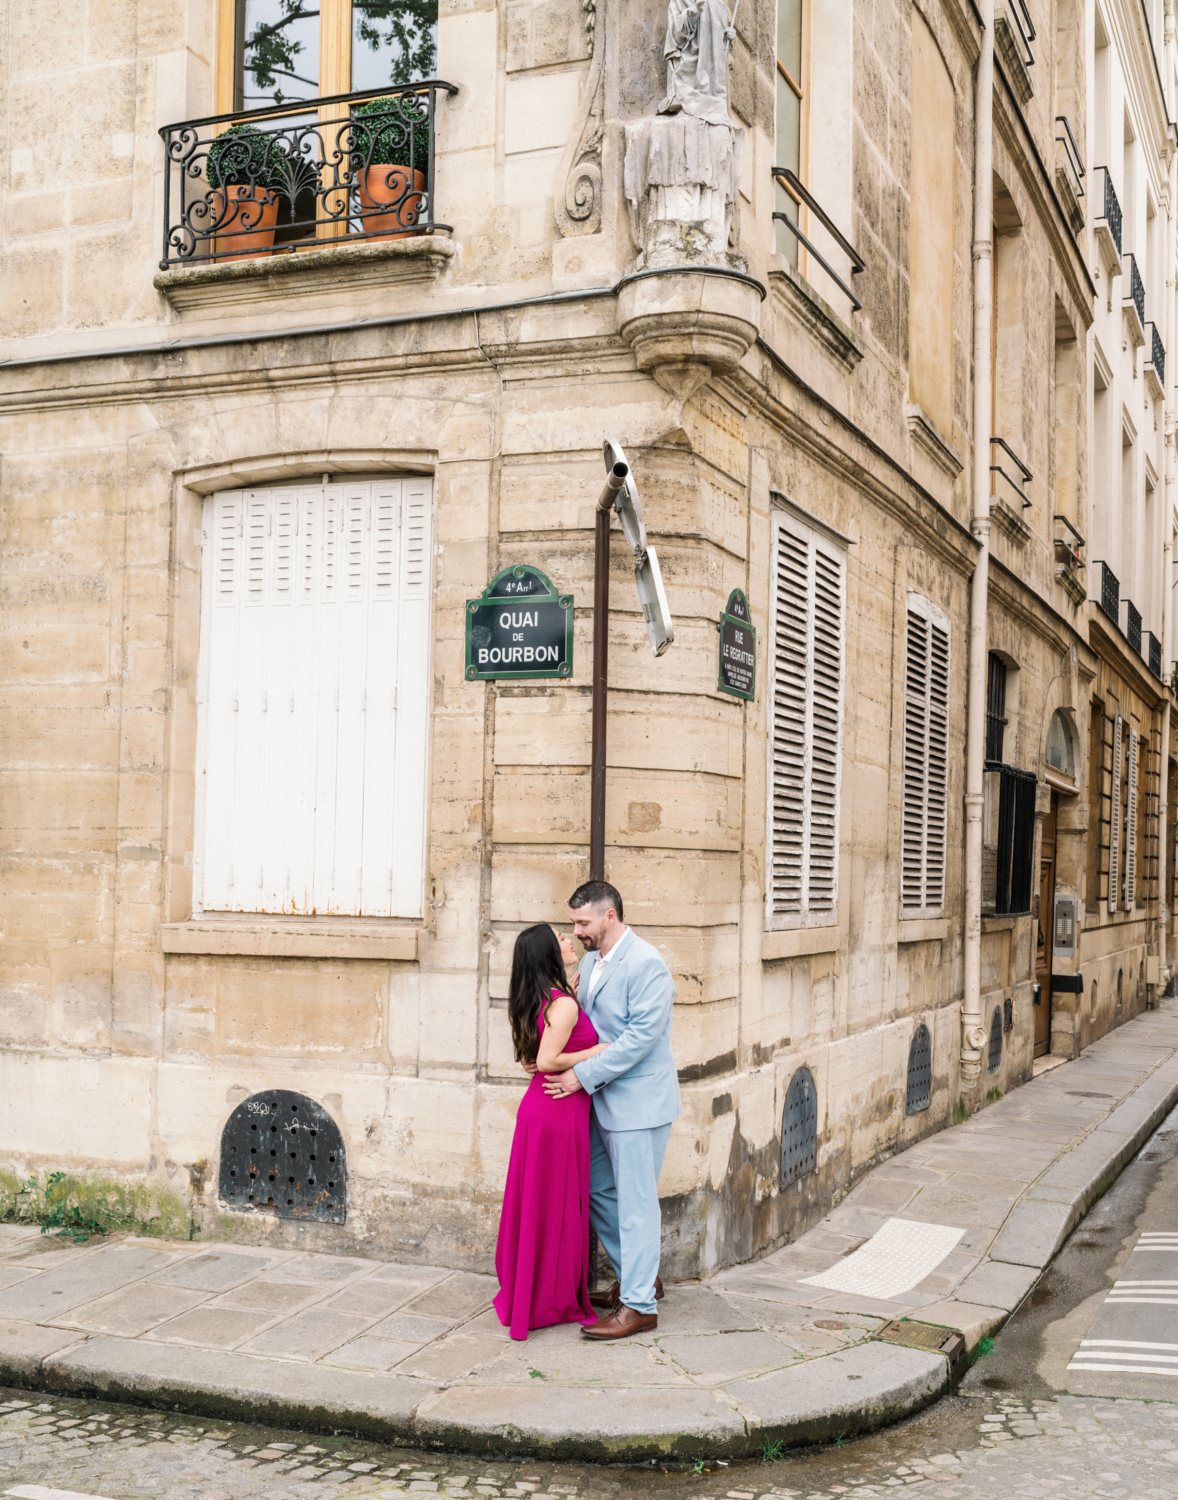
xmin=465 ymin=565 xmax=574 ymax=681
xmin=718 ymin=587 xmax=756 ymax=700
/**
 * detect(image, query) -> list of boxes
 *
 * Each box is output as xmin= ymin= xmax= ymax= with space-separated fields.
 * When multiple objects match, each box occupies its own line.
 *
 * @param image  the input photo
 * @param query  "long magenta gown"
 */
xmin=494 ymin=993 xmax=599 ymax=1340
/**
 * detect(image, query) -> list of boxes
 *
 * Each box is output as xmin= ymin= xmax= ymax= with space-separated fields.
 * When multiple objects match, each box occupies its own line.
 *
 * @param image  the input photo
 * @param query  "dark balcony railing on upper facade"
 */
xmin=1126 ymin=599 xmax=1142 ymax=655
xmin=990 ymin=435 xmax=1033 ymax=509
xmin=159 ymin=83 xmax=457 ymax=269
xmin=1054 ymin=115 xmax=1085 ymax=199
xmin=771 ymin=167 xmax=865 ymax=311
xmin=1147 ymin=321 xmax=1166 ymax=385
xmin=1149 ymin=632 xmax=1163 ymax=678
xmin=1125 ymin=252 xmax=1146 ymax=328
xmin=1097 ymin=166 xmax=1123 ymax=257
xmin=1095 ymin=560 xmax=1120 ymax=623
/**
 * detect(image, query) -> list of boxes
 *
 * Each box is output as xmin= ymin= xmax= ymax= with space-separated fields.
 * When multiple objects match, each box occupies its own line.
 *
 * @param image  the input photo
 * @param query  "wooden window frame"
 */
xmin=216 ymin=0 xmax=354 ymax=115
xmin=774 ymin=0 xmax=811 ymax=267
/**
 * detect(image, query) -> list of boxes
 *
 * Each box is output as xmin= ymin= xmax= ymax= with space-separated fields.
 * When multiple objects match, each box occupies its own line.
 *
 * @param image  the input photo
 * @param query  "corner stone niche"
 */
xmin=219 ymin=1090 xmax=346 ymax=1224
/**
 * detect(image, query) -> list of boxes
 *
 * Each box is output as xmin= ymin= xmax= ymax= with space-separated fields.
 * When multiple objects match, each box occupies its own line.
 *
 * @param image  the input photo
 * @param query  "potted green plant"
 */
xmin=352 ymin=94 xmax=428 ymax=240
xmin=206 ymin=122 xmax=283 ymax=260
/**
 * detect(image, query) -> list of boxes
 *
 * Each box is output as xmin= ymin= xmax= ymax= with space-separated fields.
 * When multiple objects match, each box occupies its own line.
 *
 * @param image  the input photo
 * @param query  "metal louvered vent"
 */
xmin=781 ymin=1066 xmax=818 ymax=1186
xmin=987 ymin=1007 xmax=1003 ymax=1074
xmin=219 ymin=1090 xmax=345 ymax=1223
xmin=906 ymin=1023 xmax=932 ymax=1114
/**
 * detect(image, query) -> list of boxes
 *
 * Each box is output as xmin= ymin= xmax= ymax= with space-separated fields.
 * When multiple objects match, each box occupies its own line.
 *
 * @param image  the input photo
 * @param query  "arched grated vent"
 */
xmin=218 ymin=1090 xmax=346 ymax=1223
xmin=781 ymin=1066 xmax=818 ymax=1186
xmin=987 ymin=1006 xmax=1003 ymax=1074
xmin=906 ymin=1023 xmax=932 ymax=1114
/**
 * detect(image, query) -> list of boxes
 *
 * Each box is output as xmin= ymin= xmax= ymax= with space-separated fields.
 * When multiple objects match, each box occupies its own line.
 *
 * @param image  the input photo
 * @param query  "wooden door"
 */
xmin=1035 ymin=793 xmax=1058 ymax=1054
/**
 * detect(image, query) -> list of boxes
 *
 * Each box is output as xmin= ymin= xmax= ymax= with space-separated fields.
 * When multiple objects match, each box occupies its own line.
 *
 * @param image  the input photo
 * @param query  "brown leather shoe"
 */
xmin=582 ymin=1304 xmax=658 ymax=1340
xmin=588 ymin=1276 xmax=664 ymax=1309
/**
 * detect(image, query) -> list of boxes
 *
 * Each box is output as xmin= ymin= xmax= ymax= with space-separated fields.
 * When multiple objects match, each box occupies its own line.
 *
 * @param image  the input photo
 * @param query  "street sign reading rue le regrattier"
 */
xmin=465 ymin=565 xmax=573 ymax=680
xmin=718 ymin=587 xmax=756 ymax=700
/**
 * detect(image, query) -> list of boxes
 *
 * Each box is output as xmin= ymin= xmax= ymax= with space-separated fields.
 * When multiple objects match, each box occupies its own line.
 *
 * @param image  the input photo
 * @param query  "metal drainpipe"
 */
xmin=1160 ymin=0 xmax=1177 ymax=980
xmin=961 ymin=0 xmax=995 ymax=1088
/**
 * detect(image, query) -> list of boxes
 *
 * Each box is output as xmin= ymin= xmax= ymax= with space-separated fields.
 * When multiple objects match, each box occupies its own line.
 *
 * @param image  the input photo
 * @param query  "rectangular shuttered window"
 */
xmin=901 ymin=595 xmax=950 ymax=916
xmin=1109 ymin=714 xmax=1123 ymax=914
xmin=766 ymin=508 xmax=846 ymax=928
xmin=195 ymin=478 xmax=432 ymax=918
xmin=1124 ymin=724 xmax=1138 ymax=910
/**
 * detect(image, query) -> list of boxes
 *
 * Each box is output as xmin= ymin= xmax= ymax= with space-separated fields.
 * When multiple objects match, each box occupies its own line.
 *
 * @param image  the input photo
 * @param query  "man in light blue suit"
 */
xmin=543 ymin=880 xmax=681 ymax=1339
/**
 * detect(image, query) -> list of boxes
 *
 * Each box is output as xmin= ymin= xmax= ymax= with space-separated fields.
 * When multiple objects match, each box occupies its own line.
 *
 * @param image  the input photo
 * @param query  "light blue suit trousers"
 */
xmin=589 ymin=1115 xmax=672 ymax=1315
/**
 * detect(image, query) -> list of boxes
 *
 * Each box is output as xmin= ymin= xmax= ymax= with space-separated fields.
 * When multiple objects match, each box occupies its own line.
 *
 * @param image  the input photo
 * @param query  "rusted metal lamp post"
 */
xmin=589 ymin=440 xmax=675 ymax=881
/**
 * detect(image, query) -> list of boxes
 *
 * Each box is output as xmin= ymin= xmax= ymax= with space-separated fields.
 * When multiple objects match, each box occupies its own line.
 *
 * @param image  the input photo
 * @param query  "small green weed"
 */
xmin=38 ymin=1173 xmax=107 ymax=1244
xmin=528 ymin=1368 xmax=545 ymax=1380
xmin=952 ymin=1100 xmax=969 ymax=1125
xmin=760 ymin=1438 xmax=785 ymax=1462
xmin=976 ymin=1336 xmax=995 ymax=1357
xmin=834 ymin=1431 xmax=849 ymax=1447
xmin=691 ymin=1457 xmax=707 ymax=1476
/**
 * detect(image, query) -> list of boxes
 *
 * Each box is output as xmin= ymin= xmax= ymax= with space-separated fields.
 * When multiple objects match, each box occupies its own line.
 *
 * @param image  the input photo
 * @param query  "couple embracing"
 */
xmin=493 ymin=880 xmax=680 ymax=1341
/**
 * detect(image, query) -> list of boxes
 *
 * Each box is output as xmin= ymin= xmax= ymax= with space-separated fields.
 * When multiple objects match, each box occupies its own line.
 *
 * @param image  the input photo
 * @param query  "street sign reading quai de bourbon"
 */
xmin=718 ymin=587 xmax=756 ymax=700
xmin=465 ymin=565 xmax=573 ymax=680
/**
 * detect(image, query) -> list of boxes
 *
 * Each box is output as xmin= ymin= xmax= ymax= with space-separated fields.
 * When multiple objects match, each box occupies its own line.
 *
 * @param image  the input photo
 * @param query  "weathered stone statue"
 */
xmin=658 ymin=0 xmax=737 ymax=126
xmin=623 ymin=0 xmax=744 ymax=269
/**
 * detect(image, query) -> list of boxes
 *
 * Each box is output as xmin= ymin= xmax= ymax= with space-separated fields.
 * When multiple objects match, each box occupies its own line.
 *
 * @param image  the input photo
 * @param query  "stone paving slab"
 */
xmin=1 ymin=999 xmax=1177 ymax=1458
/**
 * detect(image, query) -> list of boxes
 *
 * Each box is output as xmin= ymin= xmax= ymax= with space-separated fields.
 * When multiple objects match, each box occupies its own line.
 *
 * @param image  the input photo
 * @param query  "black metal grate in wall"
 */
xmin=781 ymin=1066 xmax=818 ymax=1186
xmin=988 ymin=1007 xmax=1004 ymax=1074
xmin=906 ymin=1023 xmax=932 ymax=1114
xmin=219 ymin=1090 xmax=346 ymax=1223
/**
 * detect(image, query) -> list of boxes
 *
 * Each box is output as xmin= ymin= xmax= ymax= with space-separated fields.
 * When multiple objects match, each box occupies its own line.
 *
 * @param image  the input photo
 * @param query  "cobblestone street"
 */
xmin=5 ymin=1386 xmax=1178 ymax=1500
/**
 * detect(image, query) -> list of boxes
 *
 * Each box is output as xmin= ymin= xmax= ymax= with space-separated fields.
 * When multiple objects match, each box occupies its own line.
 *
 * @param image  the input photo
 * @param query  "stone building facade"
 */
xmin=0 ymin=0 xmax=1175 ymax=1278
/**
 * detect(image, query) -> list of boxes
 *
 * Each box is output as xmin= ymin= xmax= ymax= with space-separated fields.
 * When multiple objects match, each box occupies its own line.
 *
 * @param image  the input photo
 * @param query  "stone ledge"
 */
xmin=990 ymin=496 xmax=1032 ymax=547
xmin=768 ymin=254 xmax=863 ymax=369
xmin=161 ymin=919 xmax=421 ymax=960
xmin=763 ymin=924 xmax=842 ymax=960
xmin=898 ymin=917 xmax=949 ymax=944
xmin=154 ymin=235 xmax=455 ymax=315
xmin=906 ymin=404 xmax=963 ymax=479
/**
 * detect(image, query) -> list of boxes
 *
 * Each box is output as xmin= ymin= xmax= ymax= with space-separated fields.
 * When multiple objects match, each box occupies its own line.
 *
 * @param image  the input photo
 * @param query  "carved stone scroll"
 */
xmin=554 ymin=0 xmax=605 ymax=237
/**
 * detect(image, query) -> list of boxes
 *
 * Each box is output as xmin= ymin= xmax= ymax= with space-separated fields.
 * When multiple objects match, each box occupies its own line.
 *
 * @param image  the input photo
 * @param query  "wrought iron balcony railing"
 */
xmin=1095 ymin=560 xmax=1120 ymax=623
xmin=1147 ymin=321 xmax=1166 ymax=386
xmin=990 ymin=435 xmax=1033 ymax=510
xmin=1125 ymin=252 xmax=1146 ymax=328
xmin=1125 ymin=599 xmax=1142 ymax=654
xmin=1096 ymin=166 xmax=1122 ymax=257
xmin=159 ymin=83 xmax=457 ymax=269
xmin=1054 ymin=115 xmax=1085 ymax=202
xmin=1053 ymin=514 xmax=1085 ymax=571
xmin=771 ymin=167 xmax=865 ymax=311
xmin=1149 ymin=632 xmax=1163 ymax=678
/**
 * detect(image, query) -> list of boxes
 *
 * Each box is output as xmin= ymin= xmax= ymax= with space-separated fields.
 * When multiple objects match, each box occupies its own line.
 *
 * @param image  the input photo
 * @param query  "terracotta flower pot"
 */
xmin=358 ymin=165 xmax=427 ymax=240
xmin=211 ymin=184 xmax=280 ymax=261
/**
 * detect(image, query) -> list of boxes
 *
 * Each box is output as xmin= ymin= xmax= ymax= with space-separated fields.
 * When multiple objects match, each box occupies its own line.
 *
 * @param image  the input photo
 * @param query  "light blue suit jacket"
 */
xmin=571 ymin=928 xmax=681 ymax=1132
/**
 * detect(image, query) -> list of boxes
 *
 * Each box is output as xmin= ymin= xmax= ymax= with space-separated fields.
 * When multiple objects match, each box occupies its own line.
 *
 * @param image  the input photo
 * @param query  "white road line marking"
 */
xmin=1113 ymin=1281 xmax=1178 ymax=1286
xmin=1081 ymin=1339 xmax=1178 ymax=1350
xmin=1072 ymin=1351 xmax=1178 ymax=1363
xmin=1066 ymin=1362 xmax=1178 ymax=1374
xmin=1104 ymin=1296 xmax=1178 ymax=1303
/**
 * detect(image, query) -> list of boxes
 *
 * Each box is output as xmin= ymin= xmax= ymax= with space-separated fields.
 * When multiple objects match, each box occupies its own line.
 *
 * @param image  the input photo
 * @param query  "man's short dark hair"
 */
xmin=569 ymin=880 xmax=623 ymax=922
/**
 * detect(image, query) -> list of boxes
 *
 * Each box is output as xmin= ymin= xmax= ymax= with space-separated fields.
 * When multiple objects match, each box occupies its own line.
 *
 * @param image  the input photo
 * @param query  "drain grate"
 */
xmin=876 ymin=1317 xmax=966 ymax=1365
xmin=218 ymin=1090 xmax=346 ymax=1223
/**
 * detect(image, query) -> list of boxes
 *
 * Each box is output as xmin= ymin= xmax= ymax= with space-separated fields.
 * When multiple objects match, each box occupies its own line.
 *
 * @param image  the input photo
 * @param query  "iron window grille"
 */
xmin=986 ymin=762 xmax=1037 ymax=915
xmin=159 ymin=81 xmax=457 ymax=269
xmin=1097 ymin=167 xmax=1122 ymax=256
xmin=1094 ymin=560 xmax=1119 ymax=623
xmin=987 ymin=1005 xmax=1003 ymax=1073
xmin=1125 ymin=599 xmax=1142 ymax=655
xmin=1054 ymin=115 xmax=1085 ymax=199
xmin=990 ymin=436 xmax=1032 ymax=509
xmin=986 ymin=652 xmax=1008 ymax=764
xmin=906 ymin=1024 xmax=932 ymax=1115
xmin=770 ymin=167 xmax=865 ymax=311
xmin=1147 ymin=322 xmax=1166 ymax=386
xmin=1125 ymin=252 xmax=1146 ymax=328
xmin=1149 ymin=632 xmax=1163 ymax=678
xmin=780 ymin=1066 xmax=818 ymax=1186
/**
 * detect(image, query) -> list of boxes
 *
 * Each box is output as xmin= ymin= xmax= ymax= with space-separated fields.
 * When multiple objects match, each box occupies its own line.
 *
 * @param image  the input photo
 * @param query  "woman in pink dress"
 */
xmin=494 ymin=923 xmax=610 ymax=1340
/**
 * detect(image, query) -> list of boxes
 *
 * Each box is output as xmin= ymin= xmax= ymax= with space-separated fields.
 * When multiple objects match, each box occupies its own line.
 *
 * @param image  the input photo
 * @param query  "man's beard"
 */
xmin=579 ymin=934 xmax=601 ymax=952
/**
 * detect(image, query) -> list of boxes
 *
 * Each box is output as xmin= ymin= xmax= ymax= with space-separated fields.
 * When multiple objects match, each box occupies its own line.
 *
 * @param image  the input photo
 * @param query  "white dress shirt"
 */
xmin=587 ymin=930 xmax=626 ymax=1000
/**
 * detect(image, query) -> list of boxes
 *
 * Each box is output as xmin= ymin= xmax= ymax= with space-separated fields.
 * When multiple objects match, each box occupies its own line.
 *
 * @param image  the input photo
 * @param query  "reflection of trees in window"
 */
xmin=352 ymin=0 xmax=438 ymax=88
xmin=243 ymin=0 xmax=321 ymax=107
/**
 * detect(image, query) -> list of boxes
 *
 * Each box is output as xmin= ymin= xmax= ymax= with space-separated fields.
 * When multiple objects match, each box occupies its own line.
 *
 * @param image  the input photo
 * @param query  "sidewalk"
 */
xmin=3 ymin=999 xmax=1178 ymax=1461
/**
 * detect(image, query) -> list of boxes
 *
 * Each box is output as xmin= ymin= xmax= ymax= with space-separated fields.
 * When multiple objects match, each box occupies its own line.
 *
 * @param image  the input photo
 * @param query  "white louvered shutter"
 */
xmin=900 ymin=595 xmax=950 ymax=916
xmin=1124 ymin=724 xmax=1138 ymax=910
xmin=1109 ymin=713 xmax=1122 ymax=914
xmin=767 ymin=509 xmax=846 ymax=927
xmin=196 ymin=479 xmax=432 ymax=917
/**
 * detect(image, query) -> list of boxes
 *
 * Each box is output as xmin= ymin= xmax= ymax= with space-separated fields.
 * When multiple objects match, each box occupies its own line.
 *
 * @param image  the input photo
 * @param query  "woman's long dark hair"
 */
xmin=508 ymin=924 xmax=572 ymax=1064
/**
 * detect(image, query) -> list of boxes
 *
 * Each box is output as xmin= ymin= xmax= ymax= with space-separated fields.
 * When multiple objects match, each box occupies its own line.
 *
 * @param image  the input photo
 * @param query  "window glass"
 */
xmin=352 ymin=0 xmax=438 ymax=88
xmin=1045 ymin=710 xmax=1075 ymax=775
xmin=241 ymin=0 xmax=322 ymax=108
xmin=775 ymin=0 xmax=803 ymax=263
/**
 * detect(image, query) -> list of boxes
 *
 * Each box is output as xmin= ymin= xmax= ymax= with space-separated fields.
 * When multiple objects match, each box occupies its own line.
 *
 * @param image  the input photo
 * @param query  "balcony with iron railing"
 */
xmin=1125 ymin=599 xmax=1142 ymax=655
xmin=158 ymin=83 xmax=457 ymax=270
xmin=1054 ymin=116 xmax=1085 ymax=232
xmin=771 ymin=167 xmax=864 ymax=312
xmin=1094 ymin=166 xmax=1123 ymax=272
xmin=1146 ymin=321 xmax=1166 ymax=400
xmin=1123 ymin=252 xmax=1146 ymax=347
xmin=995 ymin=0 xmax=1036 ymax=103
xmin=1053 ymin=514 xmax=1086 ymax=603
xmin=1094 ymin=560 xmax=1120 ymax=624
xmin=1149 ymin=633 xmax=1163 ymax=678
